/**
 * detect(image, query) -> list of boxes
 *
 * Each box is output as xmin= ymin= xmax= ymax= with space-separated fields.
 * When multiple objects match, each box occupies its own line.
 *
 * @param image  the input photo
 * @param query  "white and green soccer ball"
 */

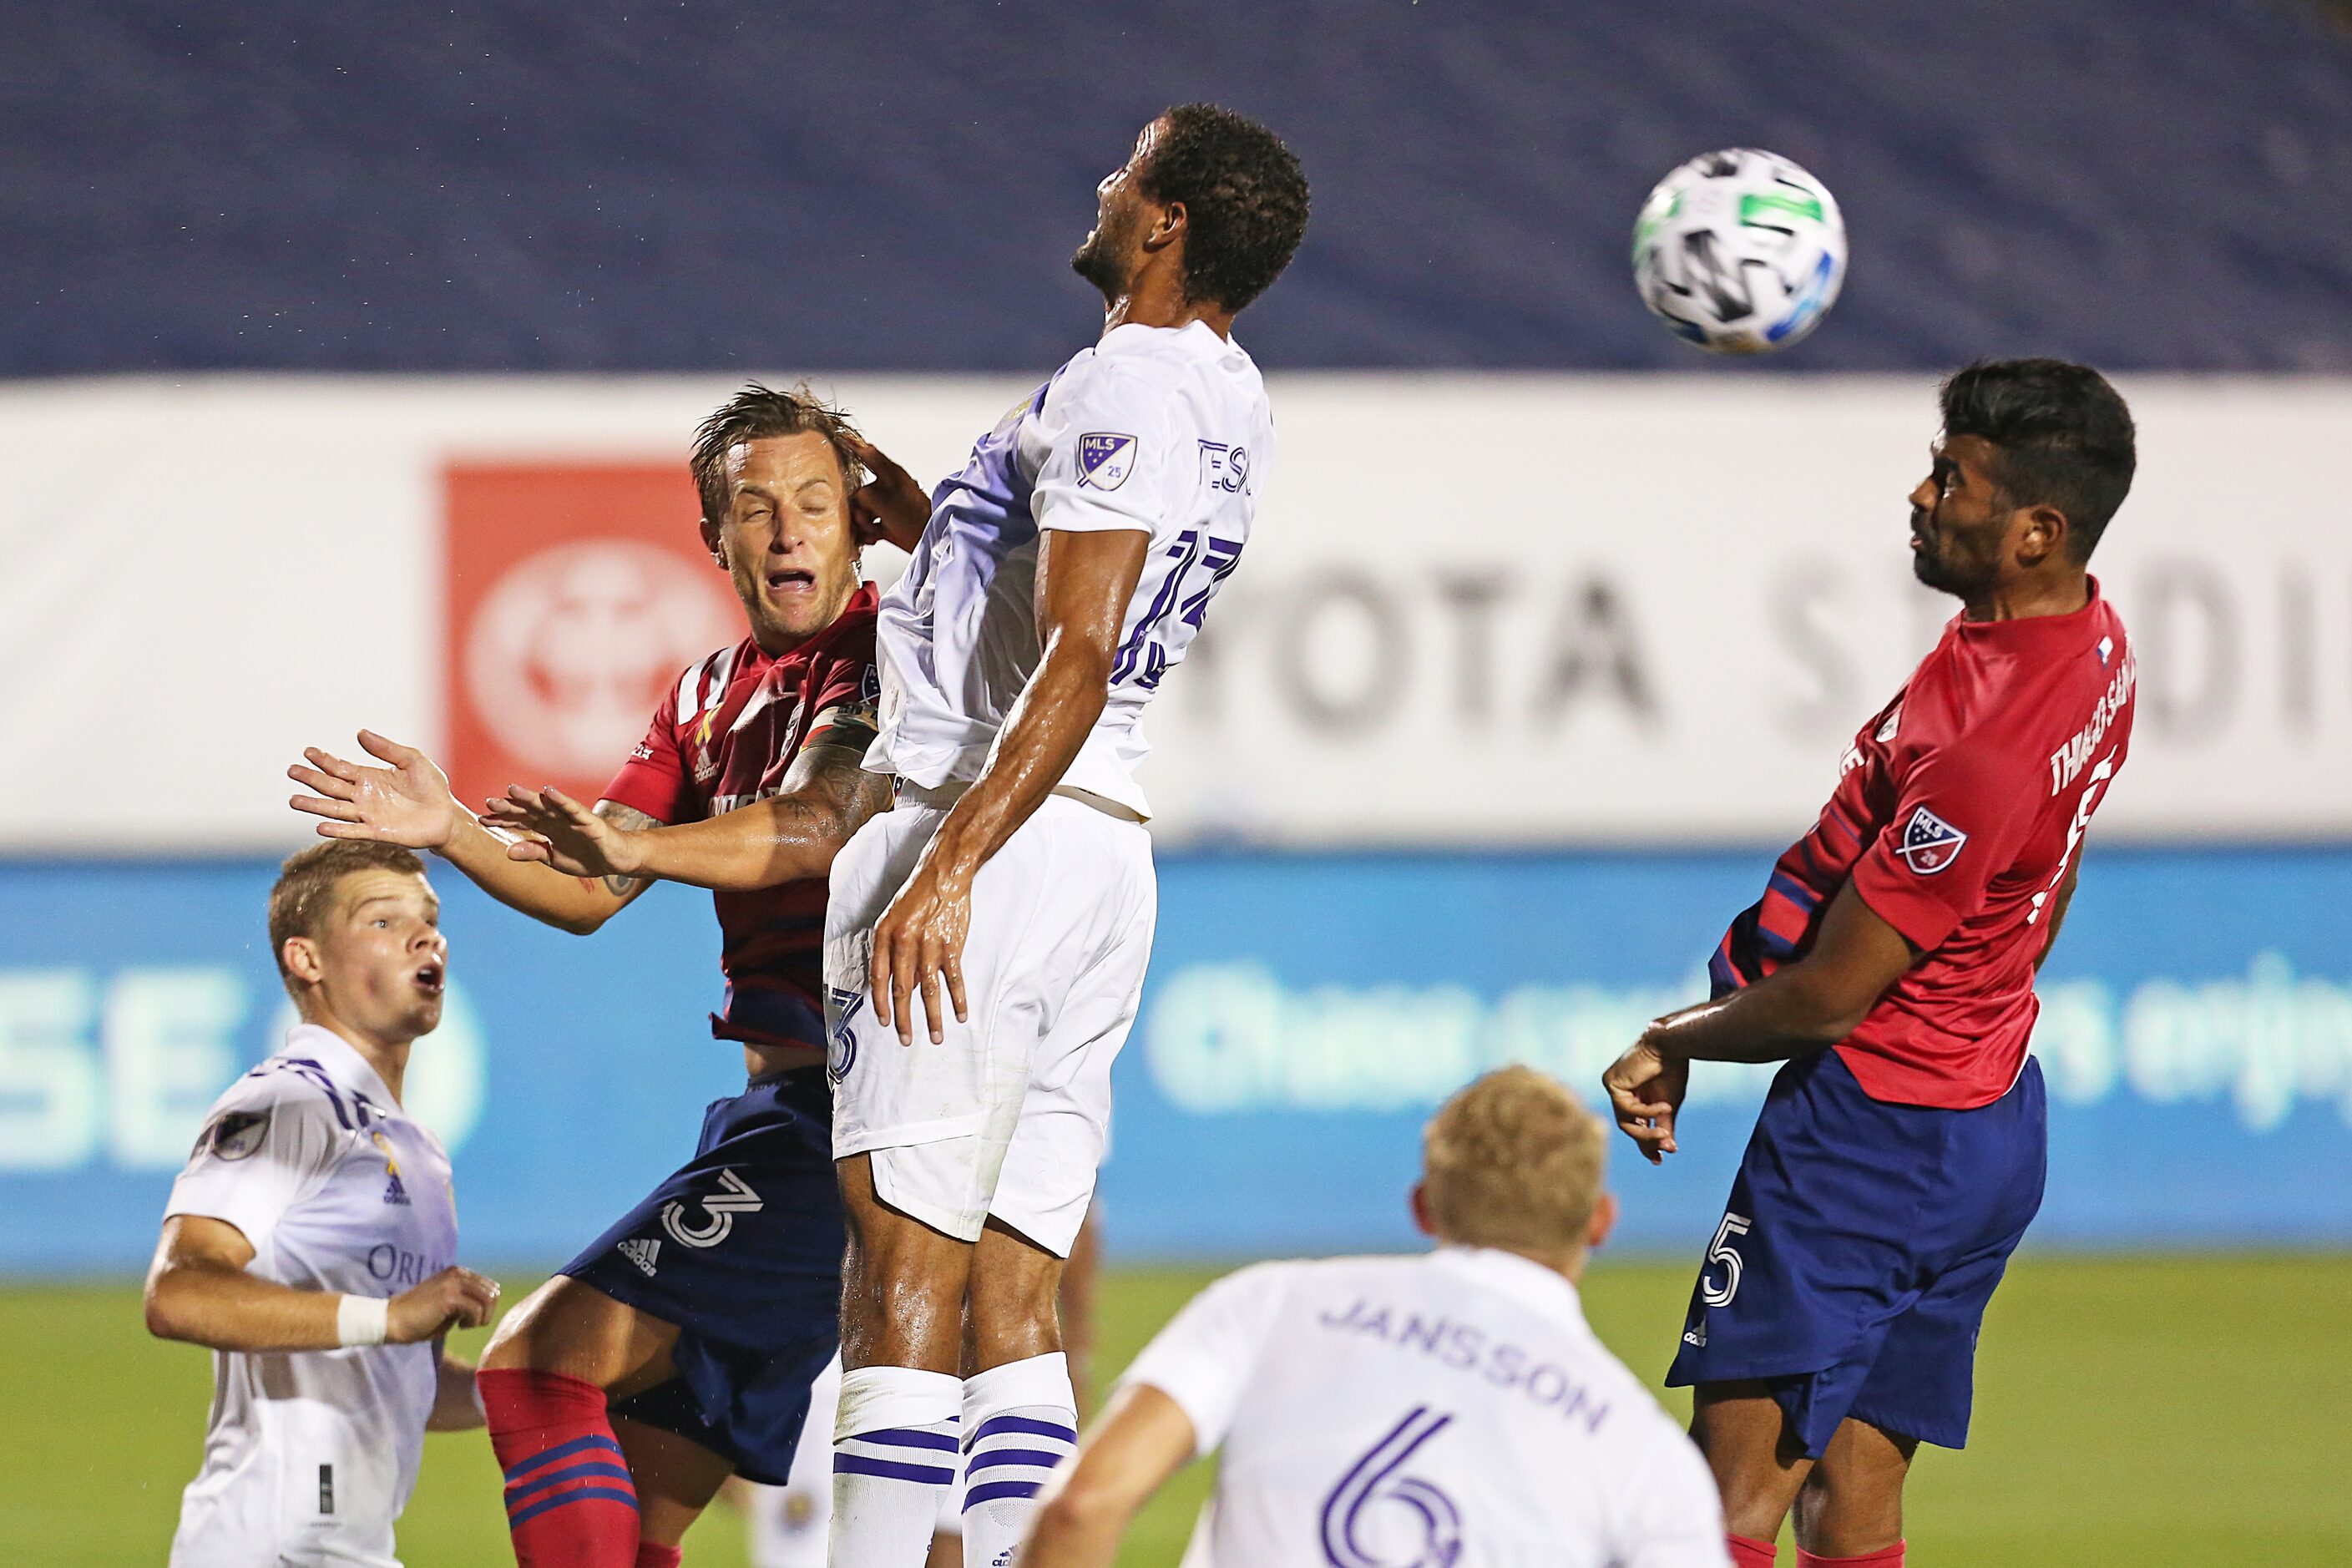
xmin=1632 ymin=148 xmax=1847 ymax=354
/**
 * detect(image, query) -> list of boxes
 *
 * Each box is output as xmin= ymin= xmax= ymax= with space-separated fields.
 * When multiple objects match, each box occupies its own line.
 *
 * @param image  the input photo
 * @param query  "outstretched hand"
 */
xmin=867 ymin=856 xmax=971 ymax=1046
xmin=480 ymin=786 xmax=641 ymax=881
xmin=845 ymin=432 xmax=932 ymax=553
xmin=1602 ymin=1033 xmax=1691 ymax=1166
xmin=288 ymin=731 xmax=462 ymax=849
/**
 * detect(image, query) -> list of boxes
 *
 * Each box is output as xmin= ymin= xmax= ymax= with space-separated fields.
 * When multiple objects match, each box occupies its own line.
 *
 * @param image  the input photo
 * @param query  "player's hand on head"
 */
xmin=844 ymin=433 xmax=931 ymax=552
xmin=481 ymin=786 xmax=640 ymax=879
xmin=868 ymin=859 xmax=971 ymax=1047
xmin=286 ymin=731 xmax=461 ymax=850
xmin=1602 ymin=1034 xmax=1690 ymax=1166
xmin=386 ymin=1266 xmax=502 ymax=1343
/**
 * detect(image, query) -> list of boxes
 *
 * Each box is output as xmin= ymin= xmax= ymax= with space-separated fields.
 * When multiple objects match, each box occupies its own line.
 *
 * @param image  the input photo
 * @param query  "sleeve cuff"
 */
xmin=1848 ymin=856 xmax=1964 ymax=952
xmin=162 ymin=1193 xmax=273 ymax=1255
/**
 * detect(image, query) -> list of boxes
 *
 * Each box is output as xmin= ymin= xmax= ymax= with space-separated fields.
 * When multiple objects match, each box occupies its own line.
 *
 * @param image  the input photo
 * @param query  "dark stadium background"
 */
xmin=3 ymin=4 xmax=2348 ymax=1564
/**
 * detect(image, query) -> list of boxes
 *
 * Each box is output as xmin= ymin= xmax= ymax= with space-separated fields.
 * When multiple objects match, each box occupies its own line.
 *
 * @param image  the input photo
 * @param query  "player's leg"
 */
xmin=1791 ymin=1058 xmax=2048 ymax=1564
xmin=478 ymin=1276 xmax=685 ymax=1566
xmin=1667 ymin=1051 xmax=1950 ymax=1565
xmin=489 ymin=1068 xmax=848 ymax=1568
xmin=831 ymin=1153 xmax=974 ymax=1567
xmin=959 ymin=1218 xmax=1075 ymax=1568
xmin=1791 ymin=1416 xmax=1915 ymax=1562
xmin=1690 ymin=1381 xmax=1814 ymax=1559
xmin=956 ymin=838 xmax=1150 ymax=1568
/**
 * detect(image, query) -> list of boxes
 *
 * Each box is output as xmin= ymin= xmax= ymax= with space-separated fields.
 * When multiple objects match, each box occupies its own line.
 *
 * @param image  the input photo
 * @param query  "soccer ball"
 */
xmin=1631 ymin=149 xmax=1847 ymax=355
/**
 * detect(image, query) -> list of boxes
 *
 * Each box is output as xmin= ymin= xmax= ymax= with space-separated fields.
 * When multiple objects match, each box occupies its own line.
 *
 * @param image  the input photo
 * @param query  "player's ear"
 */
xmin=697 ymin=512 xmax=726 ymax=568
xmin=2014 ymin=502 xmax=2068 ymax=569
xmin=280 ymin=936 xmax=325 ymax=989
xmin=1585 ymin=1191 xmax=1620 ymax=1252
xmin=1409 ymin=1181 xmax=1438 ymax=1240
xmin=1143 ymin=197 xmax=1186 ymax=254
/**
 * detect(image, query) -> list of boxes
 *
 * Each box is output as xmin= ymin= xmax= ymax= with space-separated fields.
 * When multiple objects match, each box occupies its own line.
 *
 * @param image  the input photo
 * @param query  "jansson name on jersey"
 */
xmin=1318 ymin=1295 xmax=1615 ymax=1434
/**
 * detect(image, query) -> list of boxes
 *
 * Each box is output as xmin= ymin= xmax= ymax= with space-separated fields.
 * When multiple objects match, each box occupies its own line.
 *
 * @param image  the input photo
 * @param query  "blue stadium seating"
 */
xmin=3 ymin=0 xmax=2349 ymax=372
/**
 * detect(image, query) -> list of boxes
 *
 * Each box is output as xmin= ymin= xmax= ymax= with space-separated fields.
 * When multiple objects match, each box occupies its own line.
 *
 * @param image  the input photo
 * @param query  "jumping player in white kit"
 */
xmin=146 ymin=840 xmax=501 ymax=1568
xmin=820 ymin=104 xmax=1310 ymax=1568
xmin=1022 ymin=1068 xmax=1729 ymax=1568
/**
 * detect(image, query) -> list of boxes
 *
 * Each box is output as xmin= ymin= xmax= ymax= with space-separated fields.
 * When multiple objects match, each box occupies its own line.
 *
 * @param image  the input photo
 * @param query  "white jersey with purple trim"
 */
xmin=1120 ymin=1247 xmax=1730 ymax=1568
xmin=162 ymin=1025 xmax=459 ymax=1568
xmin=867 ymin=318 xmax=1272 ymax=818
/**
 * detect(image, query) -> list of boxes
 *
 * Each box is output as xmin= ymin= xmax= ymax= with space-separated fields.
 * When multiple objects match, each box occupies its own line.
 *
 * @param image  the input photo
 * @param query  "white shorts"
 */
xmin=824 ymin=790 xmax=1156 ymax=1257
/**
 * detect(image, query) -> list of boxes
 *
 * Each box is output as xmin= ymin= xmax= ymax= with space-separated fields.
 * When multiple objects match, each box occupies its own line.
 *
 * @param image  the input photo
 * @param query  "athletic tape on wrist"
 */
xmin=336 ymin=1293 xmax=390 ymax=1348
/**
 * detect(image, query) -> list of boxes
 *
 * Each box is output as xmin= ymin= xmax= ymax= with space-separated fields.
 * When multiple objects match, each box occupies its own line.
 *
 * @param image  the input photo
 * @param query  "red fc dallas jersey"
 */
xmin=1709 ymin=581 xmax=2137 ymax=1109
xmin=600 ymin=584 xmax=880 ymax=1051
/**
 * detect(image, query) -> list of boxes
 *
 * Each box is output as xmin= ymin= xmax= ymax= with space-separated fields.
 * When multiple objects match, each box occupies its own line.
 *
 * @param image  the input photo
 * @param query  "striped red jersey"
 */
xmin=601 ymin=584 xmax=880 ymax=1052
xmin=1710 ymin=582 xmax=2137 ymax=1109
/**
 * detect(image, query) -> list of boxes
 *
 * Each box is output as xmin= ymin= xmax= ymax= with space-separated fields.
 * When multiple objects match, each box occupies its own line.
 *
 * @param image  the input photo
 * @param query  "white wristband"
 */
xmin=336 ymin=1293 xmax=390 ymax=1348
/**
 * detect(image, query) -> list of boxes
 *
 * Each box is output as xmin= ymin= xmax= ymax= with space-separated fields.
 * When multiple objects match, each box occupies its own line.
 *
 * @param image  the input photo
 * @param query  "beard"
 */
xmin=1909 ymin=510 xmax=1995 ymax=598
xmin=1070 ymin=203 xmax=1138 ymax=297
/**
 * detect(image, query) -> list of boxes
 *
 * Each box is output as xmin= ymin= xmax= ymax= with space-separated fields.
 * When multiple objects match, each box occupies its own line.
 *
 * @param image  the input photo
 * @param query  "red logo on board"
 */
xmin=443 ymin=464 xmax=740 ymax=815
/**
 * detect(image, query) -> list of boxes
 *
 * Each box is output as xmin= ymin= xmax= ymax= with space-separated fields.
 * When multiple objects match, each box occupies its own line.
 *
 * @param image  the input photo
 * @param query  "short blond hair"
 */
xmin=1421 ymin=1066 xmax=1608 ymax=1254
xmin=267 ymin=840 xmax=427 ymax=996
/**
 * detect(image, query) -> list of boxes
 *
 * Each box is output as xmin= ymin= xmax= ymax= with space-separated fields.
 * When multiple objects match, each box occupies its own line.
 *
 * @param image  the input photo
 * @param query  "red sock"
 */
xmin=633 ymin=1546 xmax=682 ymax=1568
xmin=478 ymin=1368 xmax=641 ymax=1566
xmin=1797 ymin=1545 xmax=1904 ymax=1567
xmin=1727 ymin=1535 xmax=1778 ymax=1567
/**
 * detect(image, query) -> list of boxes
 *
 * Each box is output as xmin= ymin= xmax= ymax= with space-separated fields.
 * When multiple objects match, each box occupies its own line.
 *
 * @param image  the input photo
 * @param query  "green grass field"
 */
xmin=5 ymin=1255 xmax=2346 ymax=1565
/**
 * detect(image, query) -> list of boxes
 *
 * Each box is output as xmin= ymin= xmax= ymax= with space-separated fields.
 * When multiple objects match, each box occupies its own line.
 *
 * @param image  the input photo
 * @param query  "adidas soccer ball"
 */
xmin=1631 ymin=149 xmax=1847 ymax=354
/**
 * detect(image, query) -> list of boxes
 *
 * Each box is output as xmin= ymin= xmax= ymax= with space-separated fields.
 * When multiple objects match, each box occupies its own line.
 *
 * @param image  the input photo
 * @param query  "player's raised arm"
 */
xmin=868 ymin=525 xmax=1151 ymax=1044
xmin=145 ymin=1214 xmax=498 ymax=1354
xmin=289 ymin=730 xmax=650 ymax=934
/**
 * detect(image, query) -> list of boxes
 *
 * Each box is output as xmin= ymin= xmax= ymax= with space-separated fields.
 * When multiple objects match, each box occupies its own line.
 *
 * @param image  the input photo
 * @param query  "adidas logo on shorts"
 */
xmin=619 ymin=1237 xmax=661 ymax=1277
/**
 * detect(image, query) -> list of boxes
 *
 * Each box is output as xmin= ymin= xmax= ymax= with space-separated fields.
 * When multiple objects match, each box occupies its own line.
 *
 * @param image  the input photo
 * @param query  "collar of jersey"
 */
xmin=1431 ymin=1245 xmax=1589 ymax=1328
xmin=1946 ymin=574 xmax=2106 ymax=651
xmin=280 ymin=1023 xmax=398 ymax=1114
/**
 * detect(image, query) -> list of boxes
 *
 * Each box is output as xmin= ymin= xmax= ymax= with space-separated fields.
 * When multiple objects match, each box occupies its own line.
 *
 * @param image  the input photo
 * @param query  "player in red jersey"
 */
xmin=1603 ymin=360 xmax=2139 ymax=1568
xmin=290 ymin=385 xmax=893 ymax=1568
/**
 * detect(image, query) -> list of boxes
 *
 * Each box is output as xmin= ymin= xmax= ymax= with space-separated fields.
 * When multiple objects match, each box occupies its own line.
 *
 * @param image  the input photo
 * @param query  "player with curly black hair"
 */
xmin=821 ymin=107 xmax=1308 ymax=1568
xmin=1072 ymin=102 xmax=1308 ymax=314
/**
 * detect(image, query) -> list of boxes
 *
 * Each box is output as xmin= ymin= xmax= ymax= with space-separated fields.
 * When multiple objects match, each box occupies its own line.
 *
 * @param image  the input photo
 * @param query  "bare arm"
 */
xmin=484 ymin=732 xmax=892 ymax=894
xmin=290 ymin=731 xmax=651 ymax=934
xmin=1602 ymin=882 xmax=1918 ymax=1163
xmin=1023 ymin=1383 xmax=1197 ymax=1568
xmin=429 ymin=1346 xmax=486 ymax=1431
xmin=870 ymin=527 xmax=1151 ymax=1044
xmin=144 ymin=1215 xmax=499 ymax=1354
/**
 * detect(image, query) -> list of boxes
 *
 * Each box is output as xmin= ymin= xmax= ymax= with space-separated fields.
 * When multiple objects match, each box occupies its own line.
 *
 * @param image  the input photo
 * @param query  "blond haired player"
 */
xmin=1022 ymin=1067 xmax=1728 ymax=1568
xmin=147 ymin=840 xmax=499 ymax=1568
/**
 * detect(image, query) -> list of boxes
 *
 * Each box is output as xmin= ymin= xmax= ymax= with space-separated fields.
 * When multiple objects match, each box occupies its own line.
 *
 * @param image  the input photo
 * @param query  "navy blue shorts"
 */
xmin=1665 ymin=1048 xmax=2046 ymax=1456
xmin=564 ymin=1067 xmax=843 ymax=1485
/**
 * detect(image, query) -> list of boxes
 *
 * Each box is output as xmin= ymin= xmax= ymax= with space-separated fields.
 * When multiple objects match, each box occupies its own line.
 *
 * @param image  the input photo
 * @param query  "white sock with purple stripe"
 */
xmin=959 ymin=1352 xmax=1078 ymax=1568
xmin=828 ymin=1366 xmax=961 ymax=1568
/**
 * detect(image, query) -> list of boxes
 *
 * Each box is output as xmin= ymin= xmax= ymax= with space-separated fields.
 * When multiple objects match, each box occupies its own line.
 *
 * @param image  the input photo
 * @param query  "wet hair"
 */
xmin=1421 ymin=1065 xmax=1607 ymax=1255
xmin=1940 ymin=358 xmax=2137 ymax=561
xmin=267 ymin=840 xmax=428 ymax=994
xmin=1138 ymin=103 xmax=1310 ymax=314
xmin=689 ymin=382 xmax=866 ymax=527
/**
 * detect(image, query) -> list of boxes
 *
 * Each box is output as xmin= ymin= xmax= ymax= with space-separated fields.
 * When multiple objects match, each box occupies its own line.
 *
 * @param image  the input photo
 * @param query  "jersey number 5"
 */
xmin=1701 ymin=1211 xmax=1753 ymax=1308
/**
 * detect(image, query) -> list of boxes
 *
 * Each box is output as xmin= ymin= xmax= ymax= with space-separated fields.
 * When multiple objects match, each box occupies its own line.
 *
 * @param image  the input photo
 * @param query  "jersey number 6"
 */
xmin=1701 ymin=1211 xmax=1753 ymax=1308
